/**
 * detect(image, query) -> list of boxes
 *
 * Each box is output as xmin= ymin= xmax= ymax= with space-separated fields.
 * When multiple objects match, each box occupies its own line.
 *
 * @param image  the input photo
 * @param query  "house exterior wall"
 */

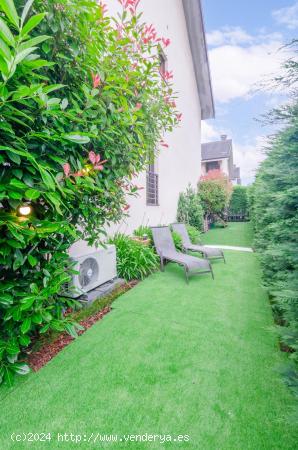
xmin=201 ymin=159 xmax=228 ymax=177
xmin=106 ymin=0 xmax=203 ymax=235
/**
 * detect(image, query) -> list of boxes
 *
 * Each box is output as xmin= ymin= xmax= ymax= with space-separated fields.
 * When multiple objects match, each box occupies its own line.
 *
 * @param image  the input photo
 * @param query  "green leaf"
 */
xmin=6 ymin=151 xmax=21 ymax=164
xmin=25 ymin=188 xmax=40 ymax=200
xmin=43 ymin=83 xmax=64 ymax=94
xmin=0 ymin=17 xmax=15 ymax=47
xmin=63 ymin=133 xmax=90 ymax=144
xmin=19 ymin=334 xmax=30 ymax=346
xmin=0 ymin=0 xmax=19 ymax=29
xmin=12 ymin=168 xmax=22 ymax=179
xmin=27 ymin=254 xmax=38 ymax=267
xmin=40 ymin=168 xmax=56 ymax=191
xmin=6 ymin=338 xmax=19 ymax=355
xmin=19 ymin=35 xmax=50 ymax=52
xmin=39 ymin=323 xmax=50 ymax=333
xmin=20 ymin=0 xmax=34 ymax=27
xmin=9 ymin=191 xmax=22 ymax=199
xmin=0 ymin=39 xmax=11 ymax=60
xmin=0 ymin=292 xmax=13 ymax=305
xmin=15 ymin=46 xmax=37 ymax=65
xmin=20 ymin=295 xmax=35 ymax=309
xmin=21 ymin=13 xmax=46 ymax=37
xmin=31 ymin=313 xmax=42 ymax=324
xmin=10 ymin=363 xmax=30 ymax=375
xmin=20 ymin=317 xmax=31 ymax=334
xmin=10 ymin=178 xmax=27 ymax=189
xmin=64 ymin=323 xmax=78 ymax=338
xmin=7 ymin=239 xmax=23 ymax=248
xmin=61 ymin=98 xmax=68 ymax=110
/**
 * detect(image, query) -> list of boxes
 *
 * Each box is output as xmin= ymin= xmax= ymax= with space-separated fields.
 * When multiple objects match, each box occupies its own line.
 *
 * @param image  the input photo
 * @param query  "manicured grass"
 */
xmin=202 ymin=221 xmax=254 ymax=247
xmin=1 ymin=248 xmax=297 ymax=448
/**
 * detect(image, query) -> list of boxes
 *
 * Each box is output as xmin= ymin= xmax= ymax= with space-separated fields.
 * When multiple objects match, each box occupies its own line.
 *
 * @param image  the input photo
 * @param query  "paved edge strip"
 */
xmin=204 ymin=245 xmax=253 ymax=252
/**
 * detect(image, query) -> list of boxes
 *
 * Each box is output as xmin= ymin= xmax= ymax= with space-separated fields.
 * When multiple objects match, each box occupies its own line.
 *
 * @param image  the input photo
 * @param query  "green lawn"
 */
xmin=202 ymin=221 xmax=254 ymax=247
xmin=1 ymin=225 xmax=297 ymax=449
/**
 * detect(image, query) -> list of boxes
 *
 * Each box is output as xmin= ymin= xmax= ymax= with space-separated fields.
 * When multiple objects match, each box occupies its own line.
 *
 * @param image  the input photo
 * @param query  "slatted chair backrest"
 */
xmin=151 ymin=226 xmax=176 ymax=256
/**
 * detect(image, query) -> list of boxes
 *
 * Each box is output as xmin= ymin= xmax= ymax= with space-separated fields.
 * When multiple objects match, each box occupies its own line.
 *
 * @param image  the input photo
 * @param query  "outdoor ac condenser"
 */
xmin=66 ymin=241 xmax=117 ymax=298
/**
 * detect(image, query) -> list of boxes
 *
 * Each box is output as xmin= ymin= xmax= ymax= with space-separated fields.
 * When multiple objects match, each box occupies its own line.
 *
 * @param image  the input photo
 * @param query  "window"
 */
xmin=206 ymin=161 xmax=220 ymax=172
xmin=146 ymin=160 xmax=159 ymax=206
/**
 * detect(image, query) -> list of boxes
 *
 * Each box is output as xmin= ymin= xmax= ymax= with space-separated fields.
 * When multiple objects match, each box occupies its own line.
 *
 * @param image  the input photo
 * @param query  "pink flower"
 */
xmin=89 ymin=151 xmax=100 ymax=165
xmin=119 ymin=0 xmax=140 ymax=14
xmin=162 ymin=37 xmax=171 ymax=47
xmin=99 ymin=1 xmax=108 ymax=15
xmin=123 ymin=204 xmax=130 ymax=211
xmin=135 ymin=102 xmax=142 ymax=111
xmin=94 ymin=159 xmax=107 ymax=171
xmin=92 ymin=73 xmax=101 ymax=89
xmin=63 ymin=163 xmax=71 ymax=177
xmin=161 ymin=70 xmax=173 ymax=81
xmin=142 ymin=24 xmax=161 ymax=44
xmin=160 ymin=140 xmax=169 ymax=148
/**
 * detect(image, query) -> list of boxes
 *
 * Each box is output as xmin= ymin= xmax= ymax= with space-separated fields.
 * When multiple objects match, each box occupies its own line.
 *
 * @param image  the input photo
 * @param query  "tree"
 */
xmin=198 ymin=170 xmax=232 ymax=217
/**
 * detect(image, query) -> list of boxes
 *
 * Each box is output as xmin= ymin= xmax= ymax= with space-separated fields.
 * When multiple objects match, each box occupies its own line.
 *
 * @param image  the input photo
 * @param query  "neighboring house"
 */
xmin=201 ymin=135 xmax=241 ymax=185
xmin=106 ymin=0 xmax=215 ymax=235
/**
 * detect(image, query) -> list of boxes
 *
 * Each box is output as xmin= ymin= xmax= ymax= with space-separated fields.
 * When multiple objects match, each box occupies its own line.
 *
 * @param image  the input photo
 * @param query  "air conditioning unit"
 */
xmin=66 ymin=241 xmax=117 ymax=298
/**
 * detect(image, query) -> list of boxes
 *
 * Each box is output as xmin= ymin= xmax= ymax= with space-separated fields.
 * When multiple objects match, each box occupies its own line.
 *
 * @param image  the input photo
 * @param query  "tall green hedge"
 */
xmin=229 ymin=185 xmax=249 ymax=215
xmin=250 ymin=42 xmax=298 ymax=400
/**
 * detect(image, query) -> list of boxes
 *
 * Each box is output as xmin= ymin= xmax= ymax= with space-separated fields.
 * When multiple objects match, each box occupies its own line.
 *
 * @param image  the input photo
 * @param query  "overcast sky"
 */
xmin=201 ymin=0 xmax=297 ymax=185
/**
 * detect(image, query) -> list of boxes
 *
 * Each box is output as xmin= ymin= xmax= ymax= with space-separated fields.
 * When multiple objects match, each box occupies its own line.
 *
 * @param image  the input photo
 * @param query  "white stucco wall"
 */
xmin=105 ymin=0 xmax=203 ymax=235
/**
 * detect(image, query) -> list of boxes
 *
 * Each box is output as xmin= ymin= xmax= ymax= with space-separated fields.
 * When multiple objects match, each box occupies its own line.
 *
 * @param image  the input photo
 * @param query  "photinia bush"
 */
xmin=0 ymin=0 xmax=179 ymax=385
xmin=198 ymin=170 xmax=232 ymax=217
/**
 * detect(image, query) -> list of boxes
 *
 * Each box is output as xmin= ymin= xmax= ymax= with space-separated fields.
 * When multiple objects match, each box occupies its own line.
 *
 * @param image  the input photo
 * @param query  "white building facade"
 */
xmin=106 ymin=0 xmax=214 ymax=235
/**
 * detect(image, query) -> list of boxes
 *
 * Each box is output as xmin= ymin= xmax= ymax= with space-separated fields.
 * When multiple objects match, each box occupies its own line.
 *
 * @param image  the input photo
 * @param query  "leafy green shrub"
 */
xmin=186 ymin=224 xmax=201 ymax=244
xmin=171 ymin=230 xmax=183 ymax=251
xmin=0 ymin=0 xmax=178 ymax=385
xmin=250 ymin=41 xmax=298 ymax=401
xmin=108 ymin=234 xmax=159 ymax=281
xmin=177 ymin=185 xmax=204 ymax=231
xmin=229 ymin=186 xmax=249 ymax=215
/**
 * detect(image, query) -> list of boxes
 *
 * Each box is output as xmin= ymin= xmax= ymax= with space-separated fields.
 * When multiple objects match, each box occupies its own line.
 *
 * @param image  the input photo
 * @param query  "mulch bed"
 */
xmin=28 ymin=280 xmax=138 ymax=372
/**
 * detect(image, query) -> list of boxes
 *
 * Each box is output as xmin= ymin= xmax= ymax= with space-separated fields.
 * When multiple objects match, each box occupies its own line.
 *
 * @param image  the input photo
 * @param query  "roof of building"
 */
xmin=182 ymin=0 xmax=215 ymax=120
xmin=201 ymin=138 xmax=233 ymax=161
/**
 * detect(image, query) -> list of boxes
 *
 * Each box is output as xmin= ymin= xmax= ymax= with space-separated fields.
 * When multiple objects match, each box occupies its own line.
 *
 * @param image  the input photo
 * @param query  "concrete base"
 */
xmin=78 ymin=278 xmax=126 ymax=307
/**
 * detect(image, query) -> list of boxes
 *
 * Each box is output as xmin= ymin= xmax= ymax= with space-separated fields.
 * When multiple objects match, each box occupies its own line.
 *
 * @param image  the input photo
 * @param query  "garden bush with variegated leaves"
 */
xmin=0 ymin=0 xmax=179 ymax=385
